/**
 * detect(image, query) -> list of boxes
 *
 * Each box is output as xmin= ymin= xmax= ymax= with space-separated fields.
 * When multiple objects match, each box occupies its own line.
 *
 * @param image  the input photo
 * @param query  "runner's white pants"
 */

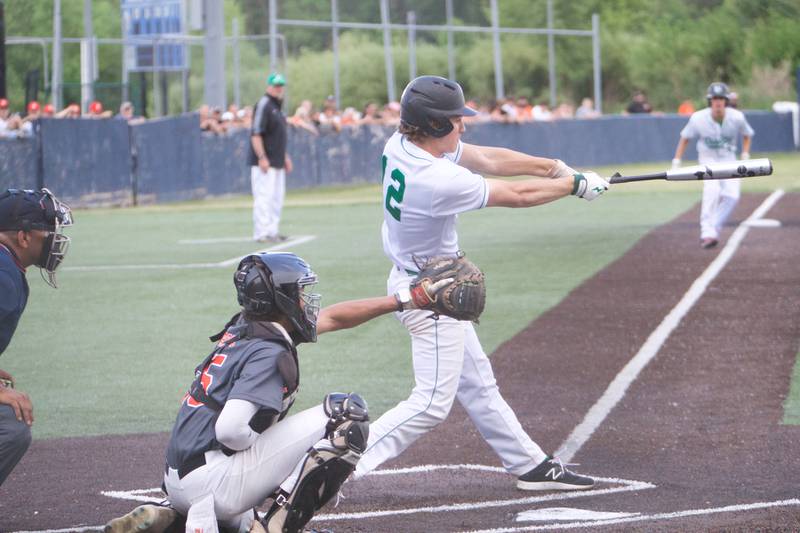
xmin=164 ymin=405 xmax=327 ymax=532
xmin=699 ymin=156 xmax=740 ymax=240
xmin=251 ymin=165 xmax=285 ymax=240
xmin=353 ymin=267 xmax=548 ymax=479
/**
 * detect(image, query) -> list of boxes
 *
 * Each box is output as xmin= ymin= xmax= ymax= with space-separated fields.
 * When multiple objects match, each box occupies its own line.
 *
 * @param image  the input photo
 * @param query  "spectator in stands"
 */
xmin=359 ymin=102 xmax=382 ymax=125
xmin=19 ymin=102 xmax=41 ymax=137
xmin=575 ymin=97 xmax=600 ymax=119
xmin=728 ymin=91 xmax=739 ymax=109
xmin=532 ymin=102 xmax=553 ymax=121
xmin=678 ymin=99 xmax=695 ymax=116
xmin=55 ymin=103 xmax=80 ymax=119
xmin=340 ymin=107 xmax=360 ymax=128
xmin=317 ymin=95 xmax=341 ymax=133
xmin=199 ymin=104 xmax=224 ymax=134
xmin=249 ymin=72 xmax=292 ymax=243
xmin=116 ymin=101 xmax=145 ymax=125
xmin=499 ymin=98 xmax=518 ymax=121
xmin=238 ymin=106 xmax=253 ymax=129
xmin=88 ymin=101 xmax=112 ymax=119
xmin=289 ymin=100 xmax=319 ymax=135
xmin=381 ymin=101 xmax=401 ymax=126
xmin=625 ymin=90 xmax=652 ymax=114
xmin=0 ymin=99 xmax=23 ymax=138
xmin=553 ymin=102 xmax=575 ymax=120
xmin=489 ymin=99 xmax=511 ymax=122
xmin=515 ymin=97 xmax=533 ymax=122
xmin=42 ymin=104 xmax=55 ymax=118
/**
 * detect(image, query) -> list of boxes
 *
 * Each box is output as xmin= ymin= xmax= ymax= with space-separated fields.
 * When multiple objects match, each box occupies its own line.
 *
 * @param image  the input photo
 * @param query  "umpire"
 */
xmin=0 ymin=188 xmax=73 ymax=486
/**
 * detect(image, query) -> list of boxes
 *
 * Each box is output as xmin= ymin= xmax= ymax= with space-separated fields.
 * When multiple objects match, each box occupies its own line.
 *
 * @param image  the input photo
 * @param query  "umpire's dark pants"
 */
xmin=0 ymin=404 xmax=31 ymax=486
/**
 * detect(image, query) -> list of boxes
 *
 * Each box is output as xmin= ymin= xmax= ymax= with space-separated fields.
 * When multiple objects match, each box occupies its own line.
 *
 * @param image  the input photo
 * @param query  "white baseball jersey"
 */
xmin=381 ymin=131 xmax=489 ymax=271
xmin=354 ymin=131 xmax=549 ymax=481
xmin=680 ymin=107 xmax=754 ymax=162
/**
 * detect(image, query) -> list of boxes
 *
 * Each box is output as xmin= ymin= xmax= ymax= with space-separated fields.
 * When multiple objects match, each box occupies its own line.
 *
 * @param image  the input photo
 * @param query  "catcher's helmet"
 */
xmin=400 ymin=75 xmax=476 ymax=138
xmin=0 ymin=188 xmax=73 ymax=288
xmin=234 ymin=252 xmax=321 ymax=343
xmin=706 ymin=82 xmax=730 ymax=101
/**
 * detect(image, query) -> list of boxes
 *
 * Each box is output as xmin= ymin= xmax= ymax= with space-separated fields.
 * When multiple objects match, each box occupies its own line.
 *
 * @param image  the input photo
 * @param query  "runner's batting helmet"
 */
xmin=234 ymin=252 xmax=321 ymax=343
xmin=400 ymin=75 xmax=477 ymax=138
xmin=706 ymin=82 xmax=730 ymax=102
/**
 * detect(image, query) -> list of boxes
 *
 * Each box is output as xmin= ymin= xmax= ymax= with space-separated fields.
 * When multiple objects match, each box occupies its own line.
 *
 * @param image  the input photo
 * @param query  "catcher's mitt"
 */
xmin=408 ymin=253 xmax=486 ymax=322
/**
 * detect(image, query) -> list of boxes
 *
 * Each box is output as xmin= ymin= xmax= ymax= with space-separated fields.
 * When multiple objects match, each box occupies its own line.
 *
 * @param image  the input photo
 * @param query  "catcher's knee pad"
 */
xmin=262 ymin=449 xmax=356 ymax=533
xmin=322 ymin=392 xmax=369 ymax=455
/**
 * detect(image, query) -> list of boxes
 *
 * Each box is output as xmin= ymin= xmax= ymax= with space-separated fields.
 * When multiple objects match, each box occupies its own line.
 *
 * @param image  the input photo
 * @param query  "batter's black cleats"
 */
xmin=104 ymin=503 xmax=178 ymax=532
xmin=516 ymin=456 xmax=595 ymax=491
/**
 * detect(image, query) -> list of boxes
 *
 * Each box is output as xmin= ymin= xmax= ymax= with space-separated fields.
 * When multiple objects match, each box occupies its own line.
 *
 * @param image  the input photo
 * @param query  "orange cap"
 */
xmin=0 ymin=98 xmax=8 ymax=109
xmin=89 ymin=101 xmax=103 ymax=114
xmin=43 ymin=104 xmax=55 ymax=114
xmin=27 ymin=101 xmax=40 ymax=113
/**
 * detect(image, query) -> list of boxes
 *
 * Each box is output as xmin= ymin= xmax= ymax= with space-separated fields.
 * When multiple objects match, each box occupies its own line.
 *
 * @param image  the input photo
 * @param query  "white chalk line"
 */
xmin=555 ymin=189 xmax=785 ymax=463
xmin=464 ymin=498 xmax=800 ymax=532
xmin=179 ymin=236 xmax=257 ymax=244
xmin=61 ymin=235 xmax=317 ymax=272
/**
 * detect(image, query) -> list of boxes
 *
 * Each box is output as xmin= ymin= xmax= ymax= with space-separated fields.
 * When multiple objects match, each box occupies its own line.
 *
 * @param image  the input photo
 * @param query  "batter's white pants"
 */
xmin=164 ymin=405 xmax=327 ymax=532
xmin=251 ymin=165 xmax=286 ymax=241
xmin=353 ymin=268 xmax=548 ymax=479
xmin=699 ymin=157 xmax=740 ymax=240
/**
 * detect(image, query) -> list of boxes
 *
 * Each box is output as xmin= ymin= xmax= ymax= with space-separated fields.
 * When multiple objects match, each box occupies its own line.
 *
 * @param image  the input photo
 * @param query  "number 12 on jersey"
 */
xmin=383 ymin=155 xmax=405 ymax=222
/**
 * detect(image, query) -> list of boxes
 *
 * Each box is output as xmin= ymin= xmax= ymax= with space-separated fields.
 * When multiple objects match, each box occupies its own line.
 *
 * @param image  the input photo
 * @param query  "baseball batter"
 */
xmin=672 ymin=82 xmax=754 ymax=248
xmin=352 ymin=75 xmax=609 ymax=490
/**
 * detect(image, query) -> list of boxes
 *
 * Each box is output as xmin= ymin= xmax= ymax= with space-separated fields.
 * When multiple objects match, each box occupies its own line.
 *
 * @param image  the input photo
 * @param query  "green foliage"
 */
xmin=2 ymin=0 xmax=799 ymax=115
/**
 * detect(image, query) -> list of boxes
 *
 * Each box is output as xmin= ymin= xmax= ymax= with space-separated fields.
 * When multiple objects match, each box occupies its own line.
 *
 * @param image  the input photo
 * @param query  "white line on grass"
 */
xmin=555 ymin=189 xmax=785 ymax=463
xmin=61 ymin=235 xmax=317 ymax=272
xmin=464 ymin=498 xmax=800 ymax=532
xmin=179 ymin=236 xmax=258 ymax=244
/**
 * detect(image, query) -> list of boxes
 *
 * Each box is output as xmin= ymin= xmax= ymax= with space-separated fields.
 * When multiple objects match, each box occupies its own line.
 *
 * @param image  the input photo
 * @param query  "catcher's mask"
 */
xmin=234 ymin=252 xmax=321 ymax=343
xmin=0 ymin=188 xmax=73 ymax=288
xmin=400 ymin=75 xmax=477 ymax=138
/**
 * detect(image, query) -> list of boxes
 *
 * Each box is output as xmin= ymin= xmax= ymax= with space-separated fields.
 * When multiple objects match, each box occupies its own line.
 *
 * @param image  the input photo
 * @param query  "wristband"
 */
xmin=395 ymin=288 xmax=411 ymax=311
xmin=571 ymin=173 xmax=586 ymax=197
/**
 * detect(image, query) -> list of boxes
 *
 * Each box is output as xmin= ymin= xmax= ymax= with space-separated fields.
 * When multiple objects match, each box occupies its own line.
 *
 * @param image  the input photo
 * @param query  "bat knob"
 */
xmin=611 ymin=172 xmax=622 ymax=178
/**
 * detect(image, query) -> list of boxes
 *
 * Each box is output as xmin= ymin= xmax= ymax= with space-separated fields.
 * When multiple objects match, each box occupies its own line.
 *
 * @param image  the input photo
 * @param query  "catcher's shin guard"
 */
xmin=263 ymin=408 xmax=369 ymax=533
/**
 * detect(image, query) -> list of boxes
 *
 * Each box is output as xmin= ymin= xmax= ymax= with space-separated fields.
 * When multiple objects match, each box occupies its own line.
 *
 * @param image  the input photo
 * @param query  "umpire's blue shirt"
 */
xmin=0 ymin=244 xmax=29 ymax=355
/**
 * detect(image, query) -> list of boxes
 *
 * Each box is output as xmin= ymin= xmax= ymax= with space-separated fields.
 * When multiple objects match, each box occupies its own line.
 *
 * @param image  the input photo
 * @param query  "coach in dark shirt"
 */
xmin=249 ymin=73 xmax=293 ymax=243
xmin=0 ymin=188 xmax=73 ymax=486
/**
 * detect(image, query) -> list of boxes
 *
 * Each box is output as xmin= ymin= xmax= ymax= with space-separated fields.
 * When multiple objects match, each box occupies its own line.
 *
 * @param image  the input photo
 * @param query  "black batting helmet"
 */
xmin=706 ymin=82 xmax=730 ymax=102
xmin=234 ymin=252 xmax=321 ymax=343
xmin=400 ymin=75 xmax=477 ymax=138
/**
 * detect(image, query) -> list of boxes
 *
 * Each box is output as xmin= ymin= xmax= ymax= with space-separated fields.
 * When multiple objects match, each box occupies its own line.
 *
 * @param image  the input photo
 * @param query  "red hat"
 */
xmin=0 ymin=98 xmax=8 ymax=109
xmin=27 ymin=101 xmax=40 ymax=113
xmin=89 ymin=101 xmax=103 ymax=114
xmin=43 ymin=103 xmax=55 ymax=114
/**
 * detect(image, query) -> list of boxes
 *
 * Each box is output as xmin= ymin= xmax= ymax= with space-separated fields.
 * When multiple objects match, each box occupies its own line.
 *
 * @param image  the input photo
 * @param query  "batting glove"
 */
xmin=546 ymin=159 xmax=577 ymax=179
xmin=572 ymin=171 xmax=609 ymax=202
xmin=671 ymin=158 xmax=681 ymax=170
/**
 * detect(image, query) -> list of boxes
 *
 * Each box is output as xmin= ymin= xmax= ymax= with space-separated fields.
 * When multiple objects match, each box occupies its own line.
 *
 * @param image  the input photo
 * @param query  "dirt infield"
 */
xmin=1 ymin=193 xmax=799 ymax=532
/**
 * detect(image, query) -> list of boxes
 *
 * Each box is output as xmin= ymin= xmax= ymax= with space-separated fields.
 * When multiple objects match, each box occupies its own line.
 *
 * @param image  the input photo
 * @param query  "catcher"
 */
xmin=105 ymin=251 xmax=482 ymax=533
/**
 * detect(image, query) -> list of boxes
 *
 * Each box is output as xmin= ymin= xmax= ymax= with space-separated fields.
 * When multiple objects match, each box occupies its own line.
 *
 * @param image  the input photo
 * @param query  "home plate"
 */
xmin=516 ymin=507 xmax=640 ymax=522
xmin=743 ymin=218 xmax=781 ymax=228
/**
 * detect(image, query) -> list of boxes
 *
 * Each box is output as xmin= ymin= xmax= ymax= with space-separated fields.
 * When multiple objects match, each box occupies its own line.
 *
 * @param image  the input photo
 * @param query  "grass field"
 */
xmin=5 ymin=152 xmax=799 ymax=439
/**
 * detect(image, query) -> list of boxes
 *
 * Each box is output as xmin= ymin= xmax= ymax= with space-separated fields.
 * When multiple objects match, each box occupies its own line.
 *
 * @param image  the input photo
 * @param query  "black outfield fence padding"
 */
xmin=0 ymin=111 xmax=794 ymax=207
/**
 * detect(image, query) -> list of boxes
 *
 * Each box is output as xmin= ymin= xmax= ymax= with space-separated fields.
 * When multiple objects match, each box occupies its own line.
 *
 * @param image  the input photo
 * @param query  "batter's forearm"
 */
xmin=317 ymin=296 xmax=397 ymax=334
xmin=486 ymin=176 xmax=573 ymax=208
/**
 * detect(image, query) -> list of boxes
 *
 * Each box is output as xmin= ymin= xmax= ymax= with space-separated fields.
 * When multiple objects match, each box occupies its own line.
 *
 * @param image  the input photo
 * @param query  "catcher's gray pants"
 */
xmin=0 ymin=404 xmax=31 ymax=486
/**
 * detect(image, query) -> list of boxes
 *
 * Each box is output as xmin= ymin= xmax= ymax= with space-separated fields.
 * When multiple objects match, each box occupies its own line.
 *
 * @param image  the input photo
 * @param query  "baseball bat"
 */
xmin=609 ymin=158 xmax=773 ymax=184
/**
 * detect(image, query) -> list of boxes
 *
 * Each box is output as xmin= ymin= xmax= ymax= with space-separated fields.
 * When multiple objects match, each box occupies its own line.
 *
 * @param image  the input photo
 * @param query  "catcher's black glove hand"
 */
xmin=401 ymin=253 xmax=486 ymax=323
